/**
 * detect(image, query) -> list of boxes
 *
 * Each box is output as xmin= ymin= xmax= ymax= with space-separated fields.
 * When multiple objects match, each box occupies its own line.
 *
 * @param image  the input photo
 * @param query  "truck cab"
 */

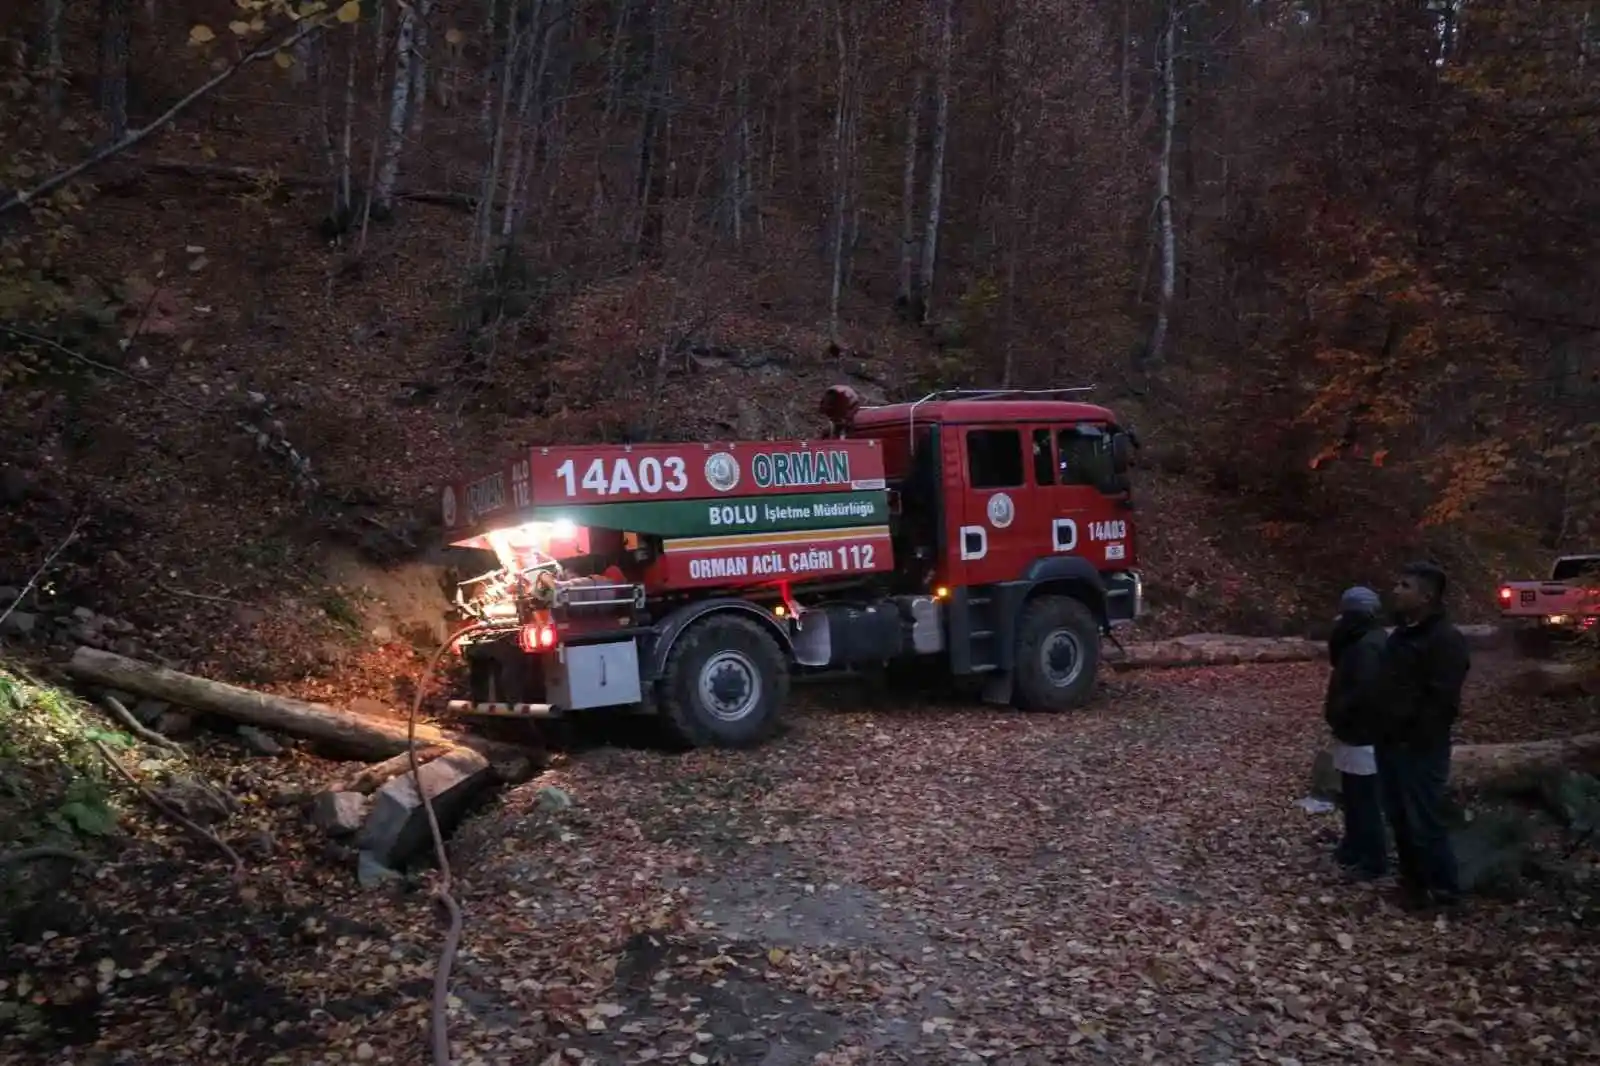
xmin=842 ymin=389 xmax=1142 ymax=706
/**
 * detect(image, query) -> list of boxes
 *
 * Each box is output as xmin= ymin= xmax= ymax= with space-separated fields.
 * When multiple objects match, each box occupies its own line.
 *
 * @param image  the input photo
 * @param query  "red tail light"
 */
xmin=518 ymin=623 xmax=559 ymax=652
xmin=1497 ymin=586 xmax=1512 ymax=604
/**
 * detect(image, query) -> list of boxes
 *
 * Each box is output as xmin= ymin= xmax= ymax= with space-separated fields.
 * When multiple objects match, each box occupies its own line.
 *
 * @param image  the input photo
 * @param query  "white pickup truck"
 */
xmin=1498 ymin=554 xmax=1599 ymax=651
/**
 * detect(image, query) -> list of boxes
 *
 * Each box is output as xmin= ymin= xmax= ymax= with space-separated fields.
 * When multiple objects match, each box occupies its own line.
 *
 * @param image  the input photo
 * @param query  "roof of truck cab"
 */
xmin=852 ymin=398 xmax=1117 ymax=429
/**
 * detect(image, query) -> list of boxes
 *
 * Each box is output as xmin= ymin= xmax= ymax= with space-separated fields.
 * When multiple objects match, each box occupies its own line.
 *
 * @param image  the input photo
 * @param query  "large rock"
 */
xmin=313 ymin=790 xmax=369 ymax=836
xmin=237 ymin=725 xmax=286 ymax=756
xmin=356 ymin=749 xmax=493 ymax=866
xmin=357 ymin=850 xmax=402 ymax=889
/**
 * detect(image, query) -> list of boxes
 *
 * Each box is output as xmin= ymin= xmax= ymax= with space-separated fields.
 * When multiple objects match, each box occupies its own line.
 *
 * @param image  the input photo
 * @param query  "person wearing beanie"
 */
xmin=1324 ymin=585 xmax=1388 ymax=880
xmin=1376 ymin=561 xmax=1470 ymax=912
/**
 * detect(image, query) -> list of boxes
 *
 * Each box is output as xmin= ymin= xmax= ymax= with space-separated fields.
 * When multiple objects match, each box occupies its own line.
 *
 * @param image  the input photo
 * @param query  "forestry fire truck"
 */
xmin=440 ymin=386 xmax=1143 ymax=747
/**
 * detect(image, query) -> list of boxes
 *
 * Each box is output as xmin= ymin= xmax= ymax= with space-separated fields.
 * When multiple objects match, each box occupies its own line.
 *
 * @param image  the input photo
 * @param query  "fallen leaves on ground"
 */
xmin=3 ymin=655 xmax=1597 ymax=1065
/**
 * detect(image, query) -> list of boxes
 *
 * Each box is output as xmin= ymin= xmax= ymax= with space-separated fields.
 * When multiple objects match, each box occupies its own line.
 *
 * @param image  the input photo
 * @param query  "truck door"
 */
xmin=953 ymin=425 xmax=1039 ymax=586
xmin=1033 ymin=423 xmax=1133 ymax=570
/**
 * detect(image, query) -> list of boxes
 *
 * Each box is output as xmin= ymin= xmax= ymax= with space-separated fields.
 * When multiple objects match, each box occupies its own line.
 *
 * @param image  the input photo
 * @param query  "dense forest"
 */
xmin=1 ymin=0 xmax=1598 ymax=655
xmin=3 ymin=5 xmax=1600 ymax=1064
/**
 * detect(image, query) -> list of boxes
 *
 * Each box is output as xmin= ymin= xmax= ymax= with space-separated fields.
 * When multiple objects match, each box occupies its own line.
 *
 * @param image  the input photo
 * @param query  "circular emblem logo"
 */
xmin=704 ymin=452 xmax=741 ymax=492
xmin=986 ymin=492 xmax=1015 ymax=529
xmin=441 ymin=486 xmax=458 ymax=527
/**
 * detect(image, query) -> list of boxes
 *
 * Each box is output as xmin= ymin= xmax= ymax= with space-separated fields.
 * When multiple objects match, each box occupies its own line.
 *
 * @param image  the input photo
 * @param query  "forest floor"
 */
xmin=4 ymin=650 xmax=1598 ymax=1066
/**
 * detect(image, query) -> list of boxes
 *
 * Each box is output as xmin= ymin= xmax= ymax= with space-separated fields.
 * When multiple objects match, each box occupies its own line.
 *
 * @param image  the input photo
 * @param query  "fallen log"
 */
xmin=1453 ymin=732 xmax=1600 ymax=790
xmin=339 ymin=745 xmax=450 ymax=794
xmin=1109 ymin=637 xmax=1324 ymax=671
xmin=66 ymin=648 xmax=531 ymax=763
xmin=137 ymin=158 xmax=496 ymax=212
xmin=1506 ymin=661 xmax=1600 ymax=699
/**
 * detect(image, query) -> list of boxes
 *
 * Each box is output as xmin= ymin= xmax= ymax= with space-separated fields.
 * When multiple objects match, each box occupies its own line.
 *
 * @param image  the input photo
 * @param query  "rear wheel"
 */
xmin=1013 ymin=595 xmax=1101 ymax=712
xmin=660 ymin=614 xmax=789 ymax=747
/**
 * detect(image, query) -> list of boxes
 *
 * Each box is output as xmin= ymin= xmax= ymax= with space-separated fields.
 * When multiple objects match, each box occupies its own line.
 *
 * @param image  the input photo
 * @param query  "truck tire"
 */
xmin=659 ymin=613 xmax=790 ymax=748
xmin=1013 ymin=595 xmax=1100 ymax=712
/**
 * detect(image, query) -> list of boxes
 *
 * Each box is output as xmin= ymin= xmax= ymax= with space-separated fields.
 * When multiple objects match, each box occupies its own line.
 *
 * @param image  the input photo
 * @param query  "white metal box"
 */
xmin=548 ymin=639 xmax=643 ymax=710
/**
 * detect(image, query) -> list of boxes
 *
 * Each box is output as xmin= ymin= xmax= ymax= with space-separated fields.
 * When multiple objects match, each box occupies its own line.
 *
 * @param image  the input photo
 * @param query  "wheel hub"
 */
xmin=1040 ymin=629 xmax=1083 ymax=687
xmin=698 ymin=650 xmax=761 ymax=721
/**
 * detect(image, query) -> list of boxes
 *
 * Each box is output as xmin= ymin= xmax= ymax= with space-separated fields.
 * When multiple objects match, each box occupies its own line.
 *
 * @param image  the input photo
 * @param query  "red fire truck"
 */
xmin=441 ymin=386 xmax=1143 ymax=747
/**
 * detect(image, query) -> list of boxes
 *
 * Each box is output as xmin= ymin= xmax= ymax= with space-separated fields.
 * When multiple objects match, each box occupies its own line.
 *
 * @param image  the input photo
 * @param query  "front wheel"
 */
xmin=659 ymin=614 xmax=790 ymax=747
xmin=1013 ymin=595 xmax=1101 ymax=712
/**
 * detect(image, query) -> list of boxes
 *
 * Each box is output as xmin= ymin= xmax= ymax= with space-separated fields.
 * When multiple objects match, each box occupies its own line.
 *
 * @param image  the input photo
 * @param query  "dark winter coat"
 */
xmin=1324 ymin=612 xmax=1387 ymax=746
xmin=1375 ymin=610 xmax=1471 ymax=750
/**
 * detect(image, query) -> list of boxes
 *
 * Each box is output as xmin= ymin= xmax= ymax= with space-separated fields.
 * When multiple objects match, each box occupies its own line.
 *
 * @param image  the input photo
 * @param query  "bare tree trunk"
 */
xmin=586 ymin=0 xmax=636 ymax=238
xmin=897 ymin=71 xmax=923 ymax=314
xmin=827 ymin=6 xmax=851 ymax=340
xmin=1000 ymin=118 xmax=1023 ymax=387
xmin=374 ymin=0 xmax=418 ymax=212
xmin=408 ymin=0 xmax=434 ymax=150
xmin=291 ymin=31 xmax=314 ymax=87
xmin=730 ymin=0 xmax=752 ymax=244
xmin=920 ymin=0 xmax=953 ymax=325
xmin=314 ymin=38 xmax=341 ymax=213
xmin=536 ymin=10 xmax=575 ymax=223
xmin=338 ymin=28 xmax=359 ymax=218
xmin=1574 ymin=6 xmax=1587 ymax=73
xmin=473 ymin=17 xmax=523 ymax=263
xmin=98 ymin=0 xmax=131 ymax=142
xmin=478 ymin=0 xmax=502 ymax=141
xmin=356 ymin=0 xmax=392 ymax=253
xmin=1119 ymin=0 xmax=1131 ymax=125
xmin=1147 ymin=5 xmax=1178 ymax=366
xmin=634 ymin=0 xmax=672 ymax=261
xmin=501 ymin=0 xmax=554 ymax=239
xmin=41 ymin=0 xmax=66 ymax=118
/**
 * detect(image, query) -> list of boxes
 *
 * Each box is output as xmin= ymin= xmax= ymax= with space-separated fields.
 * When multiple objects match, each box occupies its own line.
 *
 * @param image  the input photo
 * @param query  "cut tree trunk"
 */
xmin=338 ymin=745 xmax=451 ymax=793
xmin=66 ymin=648 xmax=531 ymax=762
xmin=1109 ymin=636 xmax=1324 ymax=670
xmin=1453 ymin=732 xmax=1600 ymax=789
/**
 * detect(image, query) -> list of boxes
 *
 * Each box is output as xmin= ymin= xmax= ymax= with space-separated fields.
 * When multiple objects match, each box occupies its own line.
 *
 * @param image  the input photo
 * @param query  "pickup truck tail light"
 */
xmin=1497 ymin=586 xmax=1512 ymax=605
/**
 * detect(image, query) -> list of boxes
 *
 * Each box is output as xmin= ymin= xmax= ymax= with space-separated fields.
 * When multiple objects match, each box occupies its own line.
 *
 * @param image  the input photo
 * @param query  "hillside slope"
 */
xmin=0 ymin=152 xmax=1278 ymax=694
xmin=0 ymin=3 xmax=1515 ymax=698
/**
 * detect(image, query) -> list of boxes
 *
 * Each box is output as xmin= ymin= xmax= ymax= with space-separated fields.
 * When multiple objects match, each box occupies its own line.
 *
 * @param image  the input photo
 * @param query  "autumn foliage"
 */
xmin=0 ymin=0 xmax=1595 ymax=623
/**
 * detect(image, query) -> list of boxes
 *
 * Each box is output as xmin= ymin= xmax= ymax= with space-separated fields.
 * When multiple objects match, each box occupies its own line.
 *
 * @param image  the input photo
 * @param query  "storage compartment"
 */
xmin=547 ymin=639 xmax=644 ymax=710
xmin=821 ymin=604 xmax=905 ymax=667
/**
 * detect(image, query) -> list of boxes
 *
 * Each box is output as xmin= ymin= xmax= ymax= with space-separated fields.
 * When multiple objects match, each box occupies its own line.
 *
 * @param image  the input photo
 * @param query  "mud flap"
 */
xmin=981 ymin=671 xmax=1014 ymax=706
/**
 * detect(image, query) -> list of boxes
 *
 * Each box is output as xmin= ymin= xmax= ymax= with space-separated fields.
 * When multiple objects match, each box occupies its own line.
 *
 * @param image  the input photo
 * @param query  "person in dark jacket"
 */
xmin=1324 ymin=586 xmax=1388 ymax=880
xmin=1376 ymin=561 xmax=1471 ymax=911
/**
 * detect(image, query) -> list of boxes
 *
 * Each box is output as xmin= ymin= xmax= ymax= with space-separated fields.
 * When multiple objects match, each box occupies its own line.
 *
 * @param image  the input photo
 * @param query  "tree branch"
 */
xmin=91 ymin=737 xmax=245 ymax=875
xmin=0 ymin=18 xmax=328 ymax=216
xmin=100 ymin=694 xmax=185 ymax=753
xmin=0 ymin=515 xmax=86 ymax=634
xmin=0 ymin=846 xmax=92 ymax=869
